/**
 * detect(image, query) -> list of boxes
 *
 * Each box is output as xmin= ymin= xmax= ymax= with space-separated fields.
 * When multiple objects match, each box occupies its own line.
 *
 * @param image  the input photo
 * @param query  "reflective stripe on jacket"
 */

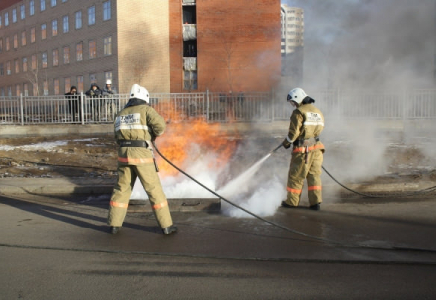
xmin=114 ymin=102 xmax=166 ymax=165
xmin=286 ymin=103 xmax=325 ymax=153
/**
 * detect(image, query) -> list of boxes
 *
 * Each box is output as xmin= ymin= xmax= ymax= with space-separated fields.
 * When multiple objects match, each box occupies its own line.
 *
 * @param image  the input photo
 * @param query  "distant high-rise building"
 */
xmin=280 ymin=4 xmax=304 ymax=84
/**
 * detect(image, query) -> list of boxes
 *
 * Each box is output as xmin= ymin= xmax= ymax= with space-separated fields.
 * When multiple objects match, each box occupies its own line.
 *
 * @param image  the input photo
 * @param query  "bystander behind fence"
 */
xmin=1 ymin=89 xmax=436 ymax=125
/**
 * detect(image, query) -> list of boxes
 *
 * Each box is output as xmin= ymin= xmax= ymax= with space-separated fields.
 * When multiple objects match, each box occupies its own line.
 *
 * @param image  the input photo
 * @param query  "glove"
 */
xmin=282 ymin=139 xmax=291 ymax=149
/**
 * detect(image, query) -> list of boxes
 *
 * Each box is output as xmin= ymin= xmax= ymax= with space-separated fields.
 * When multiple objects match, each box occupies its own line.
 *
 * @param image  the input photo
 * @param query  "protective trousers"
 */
xmin=286 ymin=149 xmax=323 ymax=206
xmin=107 ymin=163 xmax=173 ymax=229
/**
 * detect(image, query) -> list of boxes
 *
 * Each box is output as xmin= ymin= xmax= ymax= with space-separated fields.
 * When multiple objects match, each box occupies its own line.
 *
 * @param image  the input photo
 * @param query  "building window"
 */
xmin=76 ymin=42 xmax=83 ymax=61
xmin=30 ymin=1 xmax=35 ymax=16
xmin=51 ymin=0 xmax=57 ymax=7
xmin=64 ymin=77 xmax=71 ymax=93
xmin=41 ymin=24 xmax=47 ymax=40
xmin=52 ymin=19 xmax=58 ymax=36
xmin=43 ymin=80 xmax=48 ymax=95
xmin=6 ymin=37 xmax=10 ymax=51
xmin=62 ymin=0 xmax=68 ymax=3
xmin=77 ymin=75 xmax=83 ymax=92
xmin=0 ymin=88 xmax=4 ymax=96
xmin=63 ymin=46 xmax=70 ymax=64
xmin=42 ymin=51 xmax=48 ymax=68
xmin=0 ymin=63 xmax=3 ymax=76
xmin=21 ymin=31 xmax=27 ymax=46
xmin=31 ymin=27 xmax=36 ymax=43
xmin=89 ymin=40 xmax=96 ymax=59
xmin=23 ymin=57 xmax=28 ymax=72
xmin=6 ymin=61 xmax=11 ymax=75
xmin=20 ymin=5 xmax=26 ymax=20
xmin=5 ymin=12 xmax=9 ymax=26
xmin=32 ymin=54 xmax=37 ymax=70
xmin=41 ymin=0 xmax=46 ymax=12
xmin=53 ymin=49 xmax=59 ymax=66
xmin=103 ymin=36 xmax=112 ymax=56
xmin=88 ymin=6 xmax=95 ymax=25
xmin=23 ymin=83 xmax=29 ymax=96
xmin=0 ymin=16 xmax=2 ymax=28
xmin=13 ymin=34 xmax=18 ymax=49
xmin=90 ymin=73 xmax=97 ymax=84
xmin=54 ymin=78 xmax=59 ymax=95
xmin=103 ymin=1 xmax=111 ymax=21
xmin=16 ymin=84 xmax=21 ymax=96
xmin=12 ymin=9 xmax=17 ymax=23
xmin=63 ymin=15 xmax=69 ymax=33
xmin=0 ymin=39 xmax=2 ymax=52
xmin=183 ymin=71 xmax=197 ymax=90
xmin=15 ymin=59 xmax=20 ymax=73
xmin=8 ymin=86 xmax=12 ymax=97
xmin=75 ymin=11 xmax=82 ymax=29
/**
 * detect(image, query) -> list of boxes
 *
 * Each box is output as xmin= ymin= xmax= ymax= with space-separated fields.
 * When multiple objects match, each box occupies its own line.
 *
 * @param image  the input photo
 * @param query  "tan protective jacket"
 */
xmin=286 ymin=103 xmax=325 ymax=153
xmin=114 ymin=102 xmax=166 ymax=165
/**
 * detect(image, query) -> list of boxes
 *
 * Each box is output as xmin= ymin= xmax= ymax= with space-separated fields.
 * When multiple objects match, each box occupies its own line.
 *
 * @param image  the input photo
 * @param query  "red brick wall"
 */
xmin=169 ymin=0 xmax=281 ymax=93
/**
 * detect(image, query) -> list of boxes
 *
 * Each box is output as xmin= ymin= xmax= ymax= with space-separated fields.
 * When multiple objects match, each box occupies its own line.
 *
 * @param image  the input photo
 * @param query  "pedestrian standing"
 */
xmin=102 ymin=79 xmax=117 ymax=120
xmin=281 ymin=88 xmax=325 ymax=210
xmin=107 ymin=84 xmax=177 ymax=235
xmin=85 ymin=83 xmax=102 ymax=121
xmin=65 ymin=86 xmax=82 ymax=122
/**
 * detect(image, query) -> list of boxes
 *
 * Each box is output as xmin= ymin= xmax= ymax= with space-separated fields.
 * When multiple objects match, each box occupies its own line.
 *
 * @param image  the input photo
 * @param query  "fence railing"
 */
xmin=1 ymin=89 xmax=436 ymax=125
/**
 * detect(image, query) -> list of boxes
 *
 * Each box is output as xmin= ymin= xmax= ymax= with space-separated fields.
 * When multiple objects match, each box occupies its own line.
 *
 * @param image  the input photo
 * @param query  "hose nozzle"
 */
xmin=271 ymin=143 xmax=283 ymax=154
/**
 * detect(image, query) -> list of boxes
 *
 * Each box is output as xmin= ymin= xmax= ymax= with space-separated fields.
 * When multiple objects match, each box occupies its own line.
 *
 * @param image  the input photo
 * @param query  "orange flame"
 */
xmin=153 ymin=103 xmax=239 ymax=177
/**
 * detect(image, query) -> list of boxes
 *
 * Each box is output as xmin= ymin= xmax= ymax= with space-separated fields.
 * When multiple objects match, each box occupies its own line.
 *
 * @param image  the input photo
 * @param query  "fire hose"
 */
xmin=272 ymin=142 xmax=436 ymax=198
xmin=152 ymin=141 xmax=436 ymax=252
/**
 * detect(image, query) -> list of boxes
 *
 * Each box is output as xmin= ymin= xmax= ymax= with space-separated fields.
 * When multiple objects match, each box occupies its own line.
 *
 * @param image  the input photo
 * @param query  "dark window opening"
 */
xmin=183 ymin=6 xmax=196 ymax=24
xmin=184 ymin=40 xmax=197 ymax=57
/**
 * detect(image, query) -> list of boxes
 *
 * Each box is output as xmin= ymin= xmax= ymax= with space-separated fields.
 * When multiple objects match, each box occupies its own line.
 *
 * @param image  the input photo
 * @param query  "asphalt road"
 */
xmin=1 ymin=193 xmax=436 ymax=299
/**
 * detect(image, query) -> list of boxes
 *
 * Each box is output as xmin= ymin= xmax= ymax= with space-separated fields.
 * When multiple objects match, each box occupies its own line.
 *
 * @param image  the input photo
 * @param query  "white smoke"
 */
xmin=130 ymin=141 xmax=288 ymax=218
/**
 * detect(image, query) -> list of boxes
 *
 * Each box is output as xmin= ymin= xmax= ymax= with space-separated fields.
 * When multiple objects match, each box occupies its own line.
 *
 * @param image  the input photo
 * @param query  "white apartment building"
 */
xmin=280 ymin=4 xmax=304 ymax=56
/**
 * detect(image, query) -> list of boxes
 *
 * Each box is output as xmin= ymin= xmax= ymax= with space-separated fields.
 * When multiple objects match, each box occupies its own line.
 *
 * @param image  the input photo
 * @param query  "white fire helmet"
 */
xmin=106 ymin=79 xmax=112 ymax=85
xmin=130 ymin=84 xmax=149 ymax=103
xmin=287 ymin=87 xmax=307 ymax=104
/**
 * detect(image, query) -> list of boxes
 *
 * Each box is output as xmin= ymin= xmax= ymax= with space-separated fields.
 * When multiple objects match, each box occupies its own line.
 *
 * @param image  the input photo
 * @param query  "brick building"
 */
xmin=0 ymin=0 xmax=280 ymax=96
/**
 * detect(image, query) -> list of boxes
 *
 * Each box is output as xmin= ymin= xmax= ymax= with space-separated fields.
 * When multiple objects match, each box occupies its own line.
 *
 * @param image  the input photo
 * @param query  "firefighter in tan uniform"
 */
xmin=107 ymin=84 xmax=177 ymax=235
xmin=281 ymin=88 xmax=325 ymax=210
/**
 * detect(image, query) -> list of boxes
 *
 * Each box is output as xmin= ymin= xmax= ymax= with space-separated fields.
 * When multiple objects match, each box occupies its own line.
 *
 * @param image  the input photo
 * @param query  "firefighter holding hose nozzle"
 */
xmin=107 ymin=84 xmax=177 ymax=235
xmin=281 ymin=88 xmax=325 ymax=210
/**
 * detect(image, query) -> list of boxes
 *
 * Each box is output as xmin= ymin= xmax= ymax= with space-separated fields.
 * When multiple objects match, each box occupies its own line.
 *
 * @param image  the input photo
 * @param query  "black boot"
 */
xmin=110 ymin=226 xmax=121 ymax=234
xmin=281 ymin=201 xmax=297 ymax=208
xmin=309 ymin=203 xmax=321 ymax=211
xmin=162 ymin=225 xmax=178 ymax=235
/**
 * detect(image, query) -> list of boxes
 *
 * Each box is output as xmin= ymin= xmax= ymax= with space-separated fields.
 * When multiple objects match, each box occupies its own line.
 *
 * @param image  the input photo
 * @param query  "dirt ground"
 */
xmin=0 ymin=135 xmax=118 ymax=179
xmin=0 ymin=134 xmax=436 ymax=188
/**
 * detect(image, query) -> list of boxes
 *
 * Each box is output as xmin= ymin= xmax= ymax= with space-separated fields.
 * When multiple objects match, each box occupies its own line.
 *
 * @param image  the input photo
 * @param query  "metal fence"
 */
xmin=1 ymin=89 xmax=436 ymax=125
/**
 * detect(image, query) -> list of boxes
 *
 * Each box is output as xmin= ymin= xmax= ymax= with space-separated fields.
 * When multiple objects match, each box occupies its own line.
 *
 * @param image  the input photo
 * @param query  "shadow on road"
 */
xmin=0 ymin=194 xmax=158 ymax=234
